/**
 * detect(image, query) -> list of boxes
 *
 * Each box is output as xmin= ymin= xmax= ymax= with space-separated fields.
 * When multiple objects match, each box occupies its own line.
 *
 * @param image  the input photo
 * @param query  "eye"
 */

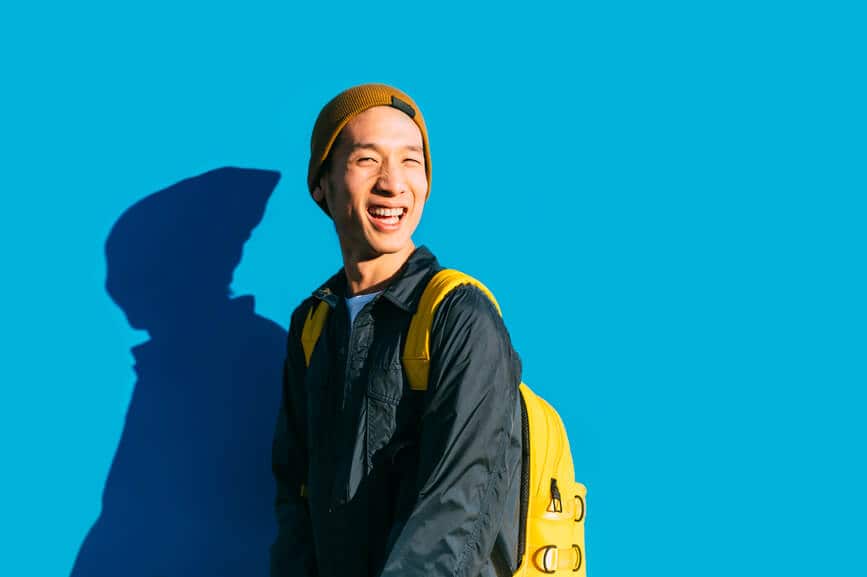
xmin=403 ymin=157 xmax=423 ymax=165
xmin=357 ymin=156 xmax=378 ymax=165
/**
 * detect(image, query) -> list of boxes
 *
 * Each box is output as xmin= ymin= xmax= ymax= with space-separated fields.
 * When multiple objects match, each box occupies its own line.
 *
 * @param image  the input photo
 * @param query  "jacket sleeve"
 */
xmin=270 ymin=305 xmax=318 ymax=577
xmin=379 ymin=285 xmax=522 ymax=577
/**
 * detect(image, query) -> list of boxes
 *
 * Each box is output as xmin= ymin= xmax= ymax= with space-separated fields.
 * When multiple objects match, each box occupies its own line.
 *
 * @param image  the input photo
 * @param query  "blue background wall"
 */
xmin=1 ymin=2 xmax=863 ymax=575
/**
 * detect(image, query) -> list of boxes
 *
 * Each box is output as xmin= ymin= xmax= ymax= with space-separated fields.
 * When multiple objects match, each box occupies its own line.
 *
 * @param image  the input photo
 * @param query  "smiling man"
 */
xmin=271 ymin=84 xmax=523 ymax=577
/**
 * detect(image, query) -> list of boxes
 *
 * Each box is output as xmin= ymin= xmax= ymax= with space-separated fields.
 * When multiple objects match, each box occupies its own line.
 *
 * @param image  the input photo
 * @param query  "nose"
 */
xmin=374 ymin=161 xmax=407 ymax=196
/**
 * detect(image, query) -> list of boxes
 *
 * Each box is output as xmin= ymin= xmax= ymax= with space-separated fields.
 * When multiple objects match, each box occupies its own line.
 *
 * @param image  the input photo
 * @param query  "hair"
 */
xmin=317 ymin=128 xmax=346 ymax=182
xmin=312 ymin=130 xmax=347 ymax=215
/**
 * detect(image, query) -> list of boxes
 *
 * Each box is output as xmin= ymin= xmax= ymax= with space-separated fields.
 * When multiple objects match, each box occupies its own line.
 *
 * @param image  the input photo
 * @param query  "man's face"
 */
xmin=313 ymin=105 xmax=428 ymax=262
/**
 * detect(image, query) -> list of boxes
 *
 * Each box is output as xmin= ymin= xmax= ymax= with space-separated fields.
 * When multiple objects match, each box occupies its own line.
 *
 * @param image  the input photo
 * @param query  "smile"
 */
xmin=367 ymin=206 xmax=407 ymax=228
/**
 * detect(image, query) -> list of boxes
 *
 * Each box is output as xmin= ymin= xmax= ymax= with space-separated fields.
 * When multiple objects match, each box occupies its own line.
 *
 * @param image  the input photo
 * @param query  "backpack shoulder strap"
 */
xmin=402 ymin=268 xmax=502 ymax=391
xmin=300 ymin=269 xmax=502 ymax=380
xmin=300 ymin=300 xmax=330 ymax=367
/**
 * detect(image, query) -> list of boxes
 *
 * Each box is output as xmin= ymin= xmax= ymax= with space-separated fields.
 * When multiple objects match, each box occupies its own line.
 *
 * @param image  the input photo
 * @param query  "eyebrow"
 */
xmin=349 ymin=143 xmax=423 ymax=154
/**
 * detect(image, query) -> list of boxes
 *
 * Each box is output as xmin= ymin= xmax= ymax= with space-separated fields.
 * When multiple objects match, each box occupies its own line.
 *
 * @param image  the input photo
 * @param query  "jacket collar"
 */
xmin=313 ymin=246 xmax=441 ymax=313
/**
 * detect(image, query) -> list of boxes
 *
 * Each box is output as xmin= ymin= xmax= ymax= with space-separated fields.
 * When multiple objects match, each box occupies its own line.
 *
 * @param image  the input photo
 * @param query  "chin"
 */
xmin=368 ymin=235 xmax=413 ymax=256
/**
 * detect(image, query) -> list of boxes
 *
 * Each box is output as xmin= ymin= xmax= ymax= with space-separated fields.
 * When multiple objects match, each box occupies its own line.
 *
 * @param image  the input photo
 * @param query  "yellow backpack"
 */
xmin=301 ymin=269 xmax=588 ymax=575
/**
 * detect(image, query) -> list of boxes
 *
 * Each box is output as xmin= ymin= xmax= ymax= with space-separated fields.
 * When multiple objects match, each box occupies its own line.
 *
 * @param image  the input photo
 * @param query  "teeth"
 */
xmin=369 ymin=207 xmax=404 ymax=217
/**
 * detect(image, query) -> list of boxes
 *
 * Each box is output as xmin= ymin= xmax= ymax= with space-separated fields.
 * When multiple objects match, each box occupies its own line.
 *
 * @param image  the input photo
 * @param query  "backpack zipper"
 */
xmin=516 ymin=391 xmax=530 ymax=568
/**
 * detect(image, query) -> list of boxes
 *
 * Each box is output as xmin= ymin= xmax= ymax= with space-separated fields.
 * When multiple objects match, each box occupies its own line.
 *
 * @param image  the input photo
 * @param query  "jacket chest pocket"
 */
xmin=365 ymin=363 xmax=404 ymax=469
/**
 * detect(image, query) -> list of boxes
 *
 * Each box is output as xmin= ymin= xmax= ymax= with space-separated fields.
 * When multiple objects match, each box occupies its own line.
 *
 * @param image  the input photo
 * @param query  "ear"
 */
xmin=311 ymin=174 xmax=332 ymax=216
xmin=312 ymin=182 xmax=324 ymax=203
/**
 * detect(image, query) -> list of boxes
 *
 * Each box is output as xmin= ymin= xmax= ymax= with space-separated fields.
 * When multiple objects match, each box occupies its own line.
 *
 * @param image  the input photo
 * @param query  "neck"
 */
xmin=341 ymin=242 xmax=416 ymax=296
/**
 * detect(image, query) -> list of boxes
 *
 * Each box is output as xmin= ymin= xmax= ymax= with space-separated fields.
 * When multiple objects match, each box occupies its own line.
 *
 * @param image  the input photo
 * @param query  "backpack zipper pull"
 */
xmin=549 ymin=478 xmax=563 ymax=513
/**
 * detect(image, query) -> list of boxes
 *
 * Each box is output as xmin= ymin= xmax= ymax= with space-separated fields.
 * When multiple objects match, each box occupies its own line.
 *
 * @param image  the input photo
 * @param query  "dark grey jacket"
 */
xmin=271 ymin=246 xmax=523 ymax=577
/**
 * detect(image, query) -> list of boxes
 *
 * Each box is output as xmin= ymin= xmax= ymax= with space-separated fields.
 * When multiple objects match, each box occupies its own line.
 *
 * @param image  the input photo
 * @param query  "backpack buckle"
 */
xmin=535 ymin=545 xmax=583 ymax=573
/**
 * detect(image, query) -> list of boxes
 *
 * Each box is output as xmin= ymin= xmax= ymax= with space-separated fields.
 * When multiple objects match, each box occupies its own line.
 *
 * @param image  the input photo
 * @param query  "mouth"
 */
xmin=367 ymin=205 xmax=408 ymax=228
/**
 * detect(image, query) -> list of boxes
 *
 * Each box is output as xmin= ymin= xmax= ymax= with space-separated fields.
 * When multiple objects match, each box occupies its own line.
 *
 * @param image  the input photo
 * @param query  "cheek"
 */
xmin=412 ymin=174 xmax=430 ymax=201
xmin=407 ymin=196 xmax=426 ymax=227
xmin=326 ymin=186 xmax=354 ymax=215
xmin=342 ymin=182 xmax=372 ymax=213
xmin=325 ymin=193 xmax=353 ymax=230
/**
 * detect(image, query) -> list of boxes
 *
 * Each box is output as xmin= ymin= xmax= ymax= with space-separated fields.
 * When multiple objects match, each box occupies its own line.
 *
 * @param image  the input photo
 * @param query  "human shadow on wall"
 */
xmin=71 ymin=167 xmax=287 ymax=577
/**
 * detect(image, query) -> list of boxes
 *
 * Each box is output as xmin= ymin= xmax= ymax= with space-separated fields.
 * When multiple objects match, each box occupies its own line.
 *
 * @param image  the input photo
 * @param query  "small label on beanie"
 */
xmin=390 ymin=96 xmax=416 ymax=118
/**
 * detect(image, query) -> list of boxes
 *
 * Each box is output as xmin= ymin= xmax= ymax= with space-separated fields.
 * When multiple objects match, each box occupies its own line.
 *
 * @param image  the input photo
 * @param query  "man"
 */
xmin=271 ymin=83 xmax=523 ymax=577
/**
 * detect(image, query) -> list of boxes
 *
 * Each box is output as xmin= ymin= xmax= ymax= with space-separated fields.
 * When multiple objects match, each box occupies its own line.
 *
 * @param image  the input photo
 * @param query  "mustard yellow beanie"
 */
xmin=308 ymin=83 xmax=431 ymax=215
